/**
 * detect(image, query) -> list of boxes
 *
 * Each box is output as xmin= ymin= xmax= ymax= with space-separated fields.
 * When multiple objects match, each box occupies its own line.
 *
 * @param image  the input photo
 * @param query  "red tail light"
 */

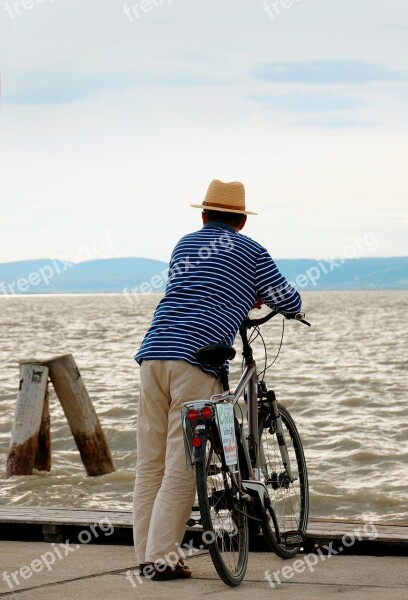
xmin=192 ymin=436 xmax=202 ymax=448
xmin=187 ymin=409 xmax=199 ymax=421
xmin=200 ymin=406 xmax=213 ymax=420
xmin=187 ymin=406 xmax=213 ymax=421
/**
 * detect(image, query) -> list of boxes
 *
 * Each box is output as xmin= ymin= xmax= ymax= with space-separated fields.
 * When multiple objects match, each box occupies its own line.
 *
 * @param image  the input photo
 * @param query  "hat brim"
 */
xmin=190 ymin=203 xmax=257 ymax=216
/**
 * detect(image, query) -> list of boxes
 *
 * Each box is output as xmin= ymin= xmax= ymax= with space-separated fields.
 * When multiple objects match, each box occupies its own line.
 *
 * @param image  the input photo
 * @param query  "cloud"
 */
xmin=294 ymin=115 xmax=379 ymax=129
xmin=249 ymin=91 xmax=368 ymax=113
xmin=1 ymin=0 xmax=408 ymax=261
xmin=252 ymin=61 xmax=407 ymax=84
xmin=3 ymin=68 xmax=219 ymax=106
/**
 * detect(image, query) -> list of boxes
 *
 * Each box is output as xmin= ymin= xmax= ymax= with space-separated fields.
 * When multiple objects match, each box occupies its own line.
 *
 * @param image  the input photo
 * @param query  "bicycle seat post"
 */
xmin=218 ymin=366 xmax=230 ymax=392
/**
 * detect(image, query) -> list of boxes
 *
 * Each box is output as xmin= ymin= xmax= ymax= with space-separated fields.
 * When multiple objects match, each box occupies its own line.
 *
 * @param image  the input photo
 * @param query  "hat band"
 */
xmin=203 ymin=200 xmax=244 ymax=211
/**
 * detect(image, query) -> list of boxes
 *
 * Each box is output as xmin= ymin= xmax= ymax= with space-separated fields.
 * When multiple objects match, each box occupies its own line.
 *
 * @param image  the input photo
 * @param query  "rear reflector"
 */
xmin=187 ymin=409 xmax=199 ymax=421
xmin=200 ymin=406 xmax=213 ymax=420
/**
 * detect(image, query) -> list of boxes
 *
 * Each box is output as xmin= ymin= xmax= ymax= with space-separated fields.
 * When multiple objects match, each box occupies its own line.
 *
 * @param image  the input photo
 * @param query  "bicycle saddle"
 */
xmin=195 ymin=344 xmax=236 ymax=368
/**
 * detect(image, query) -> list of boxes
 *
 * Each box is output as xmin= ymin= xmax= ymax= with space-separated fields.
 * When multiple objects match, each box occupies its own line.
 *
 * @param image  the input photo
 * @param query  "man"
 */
xmin=133 ymin=179 xmax=301 ymax=580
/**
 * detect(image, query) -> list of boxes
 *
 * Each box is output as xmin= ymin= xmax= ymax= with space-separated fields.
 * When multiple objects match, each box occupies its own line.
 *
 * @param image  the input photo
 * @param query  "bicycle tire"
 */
xmin=259 ymin=402 xmax=309 ymax=559
xmin=195 ymin=431 xmax=249 ymax=586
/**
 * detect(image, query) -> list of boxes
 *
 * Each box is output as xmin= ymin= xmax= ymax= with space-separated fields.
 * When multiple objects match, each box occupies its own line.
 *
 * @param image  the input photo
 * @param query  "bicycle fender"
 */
xmin=192 ymin=424 xmax=207 ymax=463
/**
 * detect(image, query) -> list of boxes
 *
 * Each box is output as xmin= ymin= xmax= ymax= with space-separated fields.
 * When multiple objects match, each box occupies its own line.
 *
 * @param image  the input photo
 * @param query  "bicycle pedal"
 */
xmin=281 ymin=530 xmax=305 ymax=546
xmin=186 ymin=518 xmax=202 ymax=527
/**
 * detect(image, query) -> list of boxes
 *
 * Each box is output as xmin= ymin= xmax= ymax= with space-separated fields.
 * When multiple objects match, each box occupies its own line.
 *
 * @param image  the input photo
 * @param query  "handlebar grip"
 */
xmin=293 ymin=312 xmax=311 ymax=327
xmin=298 ymin=318 xmax=311 ymax=327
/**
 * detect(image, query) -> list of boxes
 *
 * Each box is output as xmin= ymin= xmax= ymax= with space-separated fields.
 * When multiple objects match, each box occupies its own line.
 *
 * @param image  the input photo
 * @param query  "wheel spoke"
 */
xmin=195 ymin=435 xmax=248 ymax=586
xmin=259 ymin=404 xmax=309 ymax=558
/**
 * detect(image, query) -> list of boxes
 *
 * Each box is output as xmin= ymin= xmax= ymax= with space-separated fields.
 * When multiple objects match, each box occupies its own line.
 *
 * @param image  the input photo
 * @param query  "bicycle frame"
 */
xmin=235 ymin=324 xmax=295 ymax=484
xmin=181 ymin=353 xmax=295 ymax=497
xmin=182 ymin=307 xmax=309 ymax=480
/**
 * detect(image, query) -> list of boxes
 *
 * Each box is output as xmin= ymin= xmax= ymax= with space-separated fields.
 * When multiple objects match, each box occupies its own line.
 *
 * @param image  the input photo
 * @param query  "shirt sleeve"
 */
xmin=255 ymin=248 xmax=301 ymax=314
xmin=165 ymin=243 xmax=179 ymax=291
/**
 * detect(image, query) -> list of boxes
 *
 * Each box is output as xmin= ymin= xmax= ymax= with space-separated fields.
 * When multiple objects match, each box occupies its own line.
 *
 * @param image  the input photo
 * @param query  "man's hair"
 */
xmin=204 ymin=209 xmax=246 ymax=227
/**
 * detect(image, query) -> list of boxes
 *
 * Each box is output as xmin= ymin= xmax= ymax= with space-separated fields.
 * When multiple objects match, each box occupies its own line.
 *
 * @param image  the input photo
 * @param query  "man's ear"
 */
xmin=238 ymin=215 xmax=247 ymax=231
xmin=202 ymin=211 xmax=208 ymax=224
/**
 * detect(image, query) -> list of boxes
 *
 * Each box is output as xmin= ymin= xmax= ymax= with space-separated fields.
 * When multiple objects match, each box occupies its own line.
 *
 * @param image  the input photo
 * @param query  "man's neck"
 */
xmin=203 ymin=221 xmax=238 ymax=233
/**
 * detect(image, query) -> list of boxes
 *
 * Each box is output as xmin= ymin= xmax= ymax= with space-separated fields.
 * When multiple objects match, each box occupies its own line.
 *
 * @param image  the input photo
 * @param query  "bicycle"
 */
xmin=181 ymin=307 xmax=310 ymax=586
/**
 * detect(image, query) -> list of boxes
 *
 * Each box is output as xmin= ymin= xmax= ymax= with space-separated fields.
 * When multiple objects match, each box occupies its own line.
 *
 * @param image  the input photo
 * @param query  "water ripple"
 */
xmin=0 ymin=291 xmax=407 ymax=521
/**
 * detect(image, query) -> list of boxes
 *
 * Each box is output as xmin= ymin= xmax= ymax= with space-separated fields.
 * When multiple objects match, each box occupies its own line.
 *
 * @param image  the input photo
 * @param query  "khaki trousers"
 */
xmin=133 ymin=359 xmax=221 ymax=565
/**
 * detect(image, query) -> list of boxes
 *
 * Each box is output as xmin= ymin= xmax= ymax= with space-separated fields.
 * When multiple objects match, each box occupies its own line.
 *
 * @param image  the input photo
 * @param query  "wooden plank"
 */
xmin=307 ymin=517 xmax=408 ymax=542
xmin=0 ymin=507 xmax=407 ymax=543
xmin=0 ymin=507 xmax=132 ymax=528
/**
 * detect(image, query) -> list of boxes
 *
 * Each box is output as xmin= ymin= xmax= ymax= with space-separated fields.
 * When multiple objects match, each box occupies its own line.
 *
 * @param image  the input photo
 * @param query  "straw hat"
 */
xmin=191 ymin=179 xmax=257 ymax=215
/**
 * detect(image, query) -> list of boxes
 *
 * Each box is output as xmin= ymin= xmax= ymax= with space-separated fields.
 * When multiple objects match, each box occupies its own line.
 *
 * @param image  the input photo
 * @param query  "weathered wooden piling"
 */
xmin=6 ymin=364 xmax=49 ymax=477
xmin=45 ymin=354 xmax=115 ymax=476
xmin=34 ymin=382 xmax=51 ymax=472
xmin=6 ymin=354 xmax=115 ymax=478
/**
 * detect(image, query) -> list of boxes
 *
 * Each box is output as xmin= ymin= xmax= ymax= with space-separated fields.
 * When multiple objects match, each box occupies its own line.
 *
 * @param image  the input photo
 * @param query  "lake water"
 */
xmin=0 ymin=291 xmax=407 ymax=522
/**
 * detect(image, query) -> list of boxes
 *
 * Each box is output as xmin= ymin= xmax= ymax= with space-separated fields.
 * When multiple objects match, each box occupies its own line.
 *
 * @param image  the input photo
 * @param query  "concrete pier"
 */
xmin=0 ymin=541 xmax=407 ymax=599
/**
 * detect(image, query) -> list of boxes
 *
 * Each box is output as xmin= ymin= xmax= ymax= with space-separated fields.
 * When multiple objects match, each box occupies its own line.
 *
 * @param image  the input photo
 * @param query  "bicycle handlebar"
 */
xmin=242 ymin=309 xmax=311 ymax=329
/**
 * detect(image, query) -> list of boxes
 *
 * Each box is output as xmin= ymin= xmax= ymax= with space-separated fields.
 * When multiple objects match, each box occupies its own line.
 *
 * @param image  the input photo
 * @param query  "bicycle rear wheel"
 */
xmin=195 ymin=432 xmax=249 ymax=586
xmin=259 ymin=402 xmax=309 ymax=558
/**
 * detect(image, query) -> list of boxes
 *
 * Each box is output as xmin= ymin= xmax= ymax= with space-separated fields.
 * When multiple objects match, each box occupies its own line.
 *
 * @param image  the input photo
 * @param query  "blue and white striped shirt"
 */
xmin=135 ymin=222 xmax=301 ymax=373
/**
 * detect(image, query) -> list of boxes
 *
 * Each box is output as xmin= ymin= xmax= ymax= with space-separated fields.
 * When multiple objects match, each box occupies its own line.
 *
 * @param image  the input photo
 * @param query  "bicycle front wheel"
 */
xmin=259 ymin=402 xmax=309 ymax=558
xmin=195 ymin=432 xmax=249 ymax=586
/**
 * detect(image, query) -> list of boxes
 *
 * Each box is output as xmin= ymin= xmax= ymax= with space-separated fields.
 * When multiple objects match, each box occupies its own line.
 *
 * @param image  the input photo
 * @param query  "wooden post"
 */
xmin=45 ymin=354 xmax=115 ymax=476
xmin=6 ymin=364 xmax=49 ymax=478
xmin=34 ymin=382 xmax=51 ymax=472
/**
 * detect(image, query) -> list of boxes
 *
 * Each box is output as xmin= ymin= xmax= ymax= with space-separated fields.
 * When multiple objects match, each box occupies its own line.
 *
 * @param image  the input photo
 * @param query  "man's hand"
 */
xmin=252 ymin=297 xmax=264 ymax=310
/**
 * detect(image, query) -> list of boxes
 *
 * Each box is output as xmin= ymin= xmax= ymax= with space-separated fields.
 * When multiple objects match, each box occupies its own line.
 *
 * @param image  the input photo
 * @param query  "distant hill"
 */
xmin=0 ymin=257 xmax=407 ymax=296
xmin=274 ymin=257 xmax=408 ymax=290
xmin=0 ymin=258 xmax=168 ymax=295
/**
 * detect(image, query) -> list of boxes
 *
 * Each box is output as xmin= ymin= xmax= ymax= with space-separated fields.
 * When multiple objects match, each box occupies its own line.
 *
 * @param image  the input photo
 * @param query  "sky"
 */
xmin=0 ymin=0 xmax=407 ymax=264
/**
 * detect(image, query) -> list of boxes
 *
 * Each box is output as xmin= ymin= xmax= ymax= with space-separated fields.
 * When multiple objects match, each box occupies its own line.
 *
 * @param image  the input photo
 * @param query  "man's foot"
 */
xmin=137 ymin=563 xmax=151 ymax=577
xmin=151 ymin=560 xmax=192 ymax=581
